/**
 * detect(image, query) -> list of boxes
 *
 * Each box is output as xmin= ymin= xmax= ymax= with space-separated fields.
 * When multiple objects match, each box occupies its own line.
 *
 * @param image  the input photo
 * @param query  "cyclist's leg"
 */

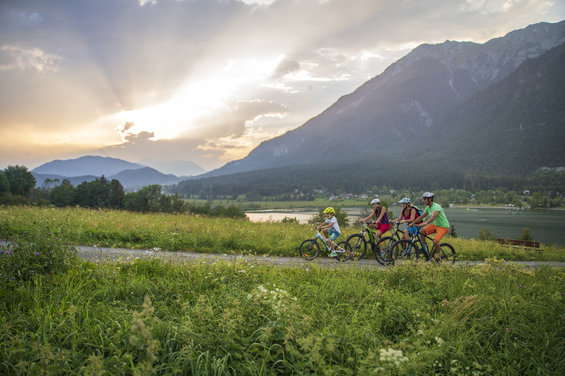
xmin=421 ymin=224 xmax=437 ymax=257
xmin=432 ymin=227 xmax=449 ymax=259
xmin=328 ymin=229 xmax=338 ymax=250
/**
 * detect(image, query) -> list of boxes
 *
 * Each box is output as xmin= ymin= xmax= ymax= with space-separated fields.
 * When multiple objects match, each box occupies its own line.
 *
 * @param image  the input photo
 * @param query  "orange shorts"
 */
xmin=423 ymin=224 xmax=449 ymax=242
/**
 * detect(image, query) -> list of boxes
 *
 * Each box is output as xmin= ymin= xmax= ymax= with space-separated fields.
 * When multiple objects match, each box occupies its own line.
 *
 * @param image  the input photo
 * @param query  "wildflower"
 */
xmin=435 ymin=337 xmax=445 ymax=346
xmin=35 ymin=252 xmax=40 ymax=256
xmin=379 ymin=348 xmax=408 ymax=367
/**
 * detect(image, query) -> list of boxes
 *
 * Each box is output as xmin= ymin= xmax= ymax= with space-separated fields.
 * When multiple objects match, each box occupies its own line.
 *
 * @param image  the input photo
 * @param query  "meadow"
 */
xmin=0 ymin=206 xmax=564 ymax=261
xmin=1 ymin=250 xmax=563 ymax=374
xmin=1 ymin=206 xmax=565 ymax=374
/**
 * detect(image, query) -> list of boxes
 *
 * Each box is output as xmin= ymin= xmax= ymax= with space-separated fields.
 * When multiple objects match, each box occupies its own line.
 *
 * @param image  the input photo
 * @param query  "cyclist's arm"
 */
xmin=421 ymin=211 xmax=439 ymax=227
xmin=361 ymin=209 xmax=376 ymax=223
xmin=411 ymin=212 xmax=427 ymax=226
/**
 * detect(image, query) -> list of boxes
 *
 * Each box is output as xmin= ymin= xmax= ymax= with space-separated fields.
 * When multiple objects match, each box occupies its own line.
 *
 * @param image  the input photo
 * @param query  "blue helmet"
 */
xmin=398 ymin=197 xmax=411 ymax=204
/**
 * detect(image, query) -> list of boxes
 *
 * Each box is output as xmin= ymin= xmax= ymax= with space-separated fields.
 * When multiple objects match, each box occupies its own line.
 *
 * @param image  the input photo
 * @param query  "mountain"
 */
xmin=419 ymin=41 xmax=565 ymax=174
xmin=32 ymin=156 xmax=186 ymax=190
xmin=204 ymin=21 xmax=565 ymax=177
xmin=139 ymin=159 xmax=206 ymax=177
xmin=33 ymin=155 xmax=145 ymax=177
xmin=108 ymin=167 xmax=183 ymax=189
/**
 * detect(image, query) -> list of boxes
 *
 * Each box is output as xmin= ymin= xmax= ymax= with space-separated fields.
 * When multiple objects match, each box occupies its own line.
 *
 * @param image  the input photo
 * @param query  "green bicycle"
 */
xmin=346 ymin=221 xmax=401 ymax=264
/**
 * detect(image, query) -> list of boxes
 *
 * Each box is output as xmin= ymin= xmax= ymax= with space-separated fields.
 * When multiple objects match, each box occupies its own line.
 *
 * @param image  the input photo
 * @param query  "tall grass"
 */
xmin=1 ymin=206 xmax=564 ymax=261
xmin=0 ymin=256 xmax=563 ymax=375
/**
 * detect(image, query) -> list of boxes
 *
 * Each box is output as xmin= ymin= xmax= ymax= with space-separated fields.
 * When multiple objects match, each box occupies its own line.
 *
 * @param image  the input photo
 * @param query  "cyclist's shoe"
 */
xmin=328 ymin=251 xmax=338 ymax=257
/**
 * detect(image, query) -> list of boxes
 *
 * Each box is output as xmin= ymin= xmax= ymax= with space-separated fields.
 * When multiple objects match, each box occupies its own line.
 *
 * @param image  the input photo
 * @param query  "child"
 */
xmin=317 ymin=207 xmax=341 ymax=257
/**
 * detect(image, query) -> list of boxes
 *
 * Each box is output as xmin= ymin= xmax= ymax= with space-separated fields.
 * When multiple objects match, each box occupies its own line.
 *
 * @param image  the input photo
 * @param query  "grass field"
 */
xmin=1 ymin=206 xmax=564 ymax=261
xmin=1 ymin=255 xmax=563 ymax=375
xmin=1 ymin=206 xmax=564 ymax=374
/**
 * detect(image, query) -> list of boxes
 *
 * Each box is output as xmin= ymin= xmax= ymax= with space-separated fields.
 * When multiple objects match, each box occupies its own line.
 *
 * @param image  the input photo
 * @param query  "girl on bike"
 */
xmin=360 ymin=198 xmax=390 ymax=243
xmin=317 ymin=207 xmax=341 ymax=257
xmin=394 ymin=197 xmax=422 ymax=240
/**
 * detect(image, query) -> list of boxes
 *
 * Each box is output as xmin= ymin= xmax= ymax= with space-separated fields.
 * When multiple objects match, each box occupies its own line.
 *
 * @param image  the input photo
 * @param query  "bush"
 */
xmin=521 ymin=228 xmax=533 ymax=241
xmin=0 ymin=226 xmax=78 ymax=284
xmin=478 ymin=227 xmax=494 ymax=241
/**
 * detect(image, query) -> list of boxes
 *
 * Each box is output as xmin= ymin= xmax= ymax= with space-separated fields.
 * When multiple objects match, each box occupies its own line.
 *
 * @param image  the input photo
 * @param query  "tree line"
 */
xmin=0 ymin=165 xmax=246 ymax=219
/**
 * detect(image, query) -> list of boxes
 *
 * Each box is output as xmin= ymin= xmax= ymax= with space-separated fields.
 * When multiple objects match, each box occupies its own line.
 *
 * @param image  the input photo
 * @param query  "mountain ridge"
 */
xmin=203 ymin=20 xmax=565 ymax=178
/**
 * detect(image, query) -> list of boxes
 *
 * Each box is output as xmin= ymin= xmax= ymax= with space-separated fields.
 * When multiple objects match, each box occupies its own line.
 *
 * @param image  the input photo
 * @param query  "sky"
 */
xmin=1 ymin=0 xmax=564 ymax=175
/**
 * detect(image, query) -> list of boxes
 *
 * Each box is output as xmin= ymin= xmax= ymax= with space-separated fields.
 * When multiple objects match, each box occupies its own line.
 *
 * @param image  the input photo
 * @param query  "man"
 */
xmin=410 ymin=192 xmax=450 ymax=260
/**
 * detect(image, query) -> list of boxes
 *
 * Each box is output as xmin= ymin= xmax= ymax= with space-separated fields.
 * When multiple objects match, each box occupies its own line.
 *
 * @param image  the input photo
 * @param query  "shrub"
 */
xmin=0 ymin=226 xmax=78 ymax=284
xmin=478 ymin=227 xmax=494 ymax=241
xmin=521 ymin=228 xmax=533 ymax=241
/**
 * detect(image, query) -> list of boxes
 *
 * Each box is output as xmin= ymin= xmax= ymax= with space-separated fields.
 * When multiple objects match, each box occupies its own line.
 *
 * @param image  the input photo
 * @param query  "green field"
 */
xmin=1 ymin=206 xmax=565 ymax=374
xmin=1 ymin=206 xmax=564 ymax=261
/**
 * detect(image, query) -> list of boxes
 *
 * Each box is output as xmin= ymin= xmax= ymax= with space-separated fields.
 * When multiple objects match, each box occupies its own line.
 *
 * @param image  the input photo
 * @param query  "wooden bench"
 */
xmin=497 ymin=238 xmax=543 ymax=253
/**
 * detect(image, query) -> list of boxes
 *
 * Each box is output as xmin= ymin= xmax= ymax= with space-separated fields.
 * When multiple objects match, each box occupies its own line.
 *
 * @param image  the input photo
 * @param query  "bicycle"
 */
xmin=389 ymin=227 xmax=456 ymax=265
xmin=299 ymin=228 xmax=351 ymax=262
xmin=346 ymin=221 xmax=400 ymax=264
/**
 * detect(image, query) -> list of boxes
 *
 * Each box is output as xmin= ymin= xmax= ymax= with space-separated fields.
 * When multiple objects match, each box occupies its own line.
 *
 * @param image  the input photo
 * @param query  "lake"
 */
xmin=246 ymin=206 xmax=565 ymax=245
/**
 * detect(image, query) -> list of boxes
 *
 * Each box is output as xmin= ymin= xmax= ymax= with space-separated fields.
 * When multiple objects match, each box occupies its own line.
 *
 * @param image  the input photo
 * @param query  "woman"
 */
xmin=360 ymin=198 xmax=390 ymax=242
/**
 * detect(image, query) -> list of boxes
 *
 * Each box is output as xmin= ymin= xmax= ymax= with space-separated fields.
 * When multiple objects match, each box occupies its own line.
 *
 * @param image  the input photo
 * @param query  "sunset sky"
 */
xmin=1 ymin=0 xmax=564 ymax=175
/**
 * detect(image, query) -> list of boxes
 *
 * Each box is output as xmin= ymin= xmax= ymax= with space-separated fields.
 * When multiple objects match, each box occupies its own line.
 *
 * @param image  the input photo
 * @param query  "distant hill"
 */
xmin=32 ymin=156 xmax=186 ymax=190
xmin=203 ymin=20 xmax=565 ymax=178
xmin=31 ymin=173 xmax=98 ymax=187
xmin=33 ymin=156 xmax=145 ymax=177
xmin=109 ymin=167 xmax=183 ymax=190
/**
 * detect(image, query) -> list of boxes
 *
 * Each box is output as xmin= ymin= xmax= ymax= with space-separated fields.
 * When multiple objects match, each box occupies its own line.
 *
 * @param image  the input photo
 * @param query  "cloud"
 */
xmin=0 ymin=0 xmax=563 ymax=172
xmin=0 ymin=45 xmax=61 ymax=72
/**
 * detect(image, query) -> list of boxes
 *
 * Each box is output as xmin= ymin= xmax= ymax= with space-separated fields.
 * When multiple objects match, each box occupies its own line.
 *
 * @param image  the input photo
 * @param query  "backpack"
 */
xmin=411 ymin=205 xmax=423 ymax=217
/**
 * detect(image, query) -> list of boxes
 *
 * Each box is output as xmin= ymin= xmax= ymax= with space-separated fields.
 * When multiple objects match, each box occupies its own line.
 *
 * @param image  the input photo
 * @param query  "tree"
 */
xmin=0 ymin=171 xmax=10 ymax=196
xmin=50 ymin=179 xmax=75 ymax=207
xmin=3 ymin=165 xmax=36 ymax=197
xmin=109 ymin=179 xmax=124 ymax=208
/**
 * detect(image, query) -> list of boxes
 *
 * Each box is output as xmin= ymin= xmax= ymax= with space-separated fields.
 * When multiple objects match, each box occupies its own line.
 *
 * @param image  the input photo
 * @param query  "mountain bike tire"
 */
xmin=374 ymin=236 xmax=395 ymax=265
xmin=299 ymin=239 xmax=320 ymax=260
xmin=334 ymin=241 xmax=351 ymax=262
xmin=346 ymin=233 xmax=367 ymax=261
xmin=439 ymin=243 xmax=456 ymax=263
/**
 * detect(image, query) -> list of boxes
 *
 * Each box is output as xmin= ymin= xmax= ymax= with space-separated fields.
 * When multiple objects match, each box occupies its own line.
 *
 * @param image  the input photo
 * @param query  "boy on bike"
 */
xmin=394 ymin=197 xmax=422 ymax=240
xmin=360 ymin=198 xmax=390 ymax=244
xmin=410 ymin=192 xmax=450 ymax=260
xmin=317 ymin=207 xmax=341 ymax=257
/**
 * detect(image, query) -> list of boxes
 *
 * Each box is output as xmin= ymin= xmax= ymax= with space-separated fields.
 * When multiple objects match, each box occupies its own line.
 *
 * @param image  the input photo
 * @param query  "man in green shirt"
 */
xmin=410 ymin=192 xmax=450 ymax=260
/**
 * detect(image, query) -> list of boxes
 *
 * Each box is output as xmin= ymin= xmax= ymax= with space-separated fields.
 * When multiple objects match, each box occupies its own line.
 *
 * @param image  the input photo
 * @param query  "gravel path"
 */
xmin=75 ymin=244 xmax=565 ymax=268
xmin=3 ymin=240 xmax=564 ymax=268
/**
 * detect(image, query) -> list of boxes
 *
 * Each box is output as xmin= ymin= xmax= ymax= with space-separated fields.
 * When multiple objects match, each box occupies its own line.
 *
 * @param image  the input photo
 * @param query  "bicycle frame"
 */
xmin=315 ymin=230 xmax=334 ymax=251
xmin=391 ymin=226 xmax=456 ymax=263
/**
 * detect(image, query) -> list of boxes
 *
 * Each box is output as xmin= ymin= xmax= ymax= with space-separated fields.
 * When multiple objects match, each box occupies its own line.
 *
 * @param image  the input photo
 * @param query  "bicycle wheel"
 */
xmin=438 ymin=243 xmax=456 ymax=264
xmin=299 ymin=239 xmax=320 ymax=260
xmin=334 ymin=241 xmax=351 ymax=262
xmin=346 ymin=234 xmax=367 ymax=261
xmin=390 ymin=240 xmax=420 ymax=265
xmin=374 ymin=236 xmax=395 ymax=265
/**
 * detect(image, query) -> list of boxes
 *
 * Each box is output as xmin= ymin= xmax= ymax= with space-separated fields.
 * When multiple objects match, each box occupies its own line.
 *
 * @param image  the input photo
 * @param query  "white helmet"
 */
xmin=370 ymin=198 xmax=380 ymax=204
xmin=421 ymin=192 xmax=435 ymax=199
